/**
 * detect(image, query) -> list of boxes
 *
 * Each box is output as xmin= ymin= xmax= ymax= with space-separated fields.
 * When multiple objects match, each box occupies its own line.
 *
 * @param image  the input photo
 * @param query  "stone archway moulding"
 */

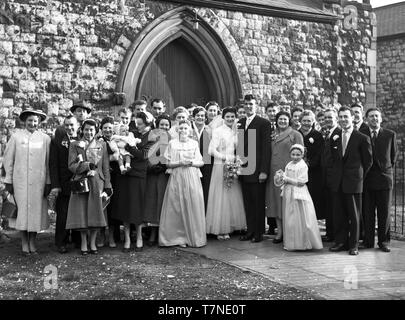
xmin=116 ymin=6 xmax=247 ymax=108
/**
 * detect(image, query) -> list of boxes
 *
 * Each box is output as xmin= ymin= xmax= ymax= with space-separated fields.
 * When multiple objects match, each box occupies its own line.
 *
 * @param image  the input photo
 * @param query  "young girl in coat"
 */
xmin=275 ymin=144 xmax=323 ymax=251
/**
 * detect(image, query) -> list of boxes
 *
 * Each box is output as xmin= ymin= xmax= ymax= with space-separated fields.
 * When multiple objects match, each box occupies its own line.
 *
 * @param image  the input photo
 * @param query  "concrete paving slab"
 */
xmin=183 ymin=235 xmax=405 ymax=300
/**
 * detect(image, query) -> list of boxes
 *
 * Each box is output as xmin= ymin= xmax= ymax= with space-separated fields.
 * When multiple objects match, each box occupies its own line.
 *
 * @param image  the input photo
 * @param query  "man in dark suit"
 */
xmin=360 ymin=108 xmax=397 ymax=252
xmin=350 ymin=103 xmax=369 ymax=132
xmin=329 ymin=106 xmax=373 ymax=255
xmin=237 ymin=94 xmax=271 ymax=243
xmin=49 ymin=115 xmax=80 ymax=253
xmin=350 ymin=102 xmax=368 ymax=239
xmin=321 ymin=107 xmax=341 ymax=242
xmin=264 ymin=102 xmax=279 ymax=235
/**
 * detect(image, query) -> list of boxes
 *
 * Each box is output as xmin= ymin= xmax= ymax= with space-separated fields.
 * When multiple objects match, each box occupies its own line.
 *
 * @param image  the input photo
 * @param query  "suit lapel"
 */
xmin=343 ymin=130 xmax=356 ymax=161
xmin=246 ymin=115 xmax=257 ymax=131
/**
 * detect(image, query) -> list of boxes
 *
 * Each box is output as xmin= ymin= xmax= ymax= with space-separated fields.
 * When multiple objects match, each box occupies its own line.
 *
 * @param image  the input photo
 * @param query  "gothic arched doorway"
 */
xmin=116 ymin=7 xmax=242 ymax=113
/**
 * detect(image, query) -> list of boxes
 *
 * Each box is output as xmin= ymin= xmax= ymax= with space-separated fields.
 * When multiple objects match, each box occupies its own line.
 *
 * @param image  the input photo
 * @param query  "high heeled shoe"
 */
xmin=81 ymin=250 xmax=89 ymax=255
xmin=272 ymin=237 xmax=283 ymax=244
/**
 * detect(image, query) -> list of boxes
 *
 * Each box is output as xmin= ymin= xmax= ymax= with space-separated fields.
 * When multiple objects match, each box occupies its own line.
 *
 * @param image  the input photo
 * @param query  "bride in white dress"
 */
xmin=206 ymin=107 xmax=247 ymax=240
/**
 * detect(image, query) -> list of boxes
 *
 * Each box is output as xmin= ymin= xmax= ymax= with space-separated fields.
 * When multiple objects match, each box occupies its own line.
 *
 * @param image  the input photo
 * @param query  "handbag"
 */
xmin=70 ymin=176 xmax=90 ymax=194
xmin=1 ymin=194 xmax=18 ymax=219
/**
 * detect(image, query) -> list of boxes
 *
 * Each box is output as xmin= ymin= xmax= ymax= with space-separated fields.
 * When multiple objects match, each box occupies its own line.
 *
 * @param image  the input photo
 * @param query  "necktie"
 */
xmin=371 ymin=130 xmax=377 ymax=146
xmin=246 ymin=117 xmax=251 ymax=130
xmin=342 ymin=130 xmax=349 ymax=156
xmin=324 ymin=129 xmax=330 ymax=140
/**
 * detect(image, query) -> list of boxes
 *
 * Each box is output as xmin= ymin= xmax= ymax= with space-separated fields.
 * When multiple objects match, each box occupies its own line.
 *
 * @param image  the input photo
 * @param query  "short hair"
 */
xmin=205 ymin=101 xmax=219 ymax=110
xmin=316 ymin=111 xmax=325 ymax=118
xmin=350 ymin=103 xmax=363 ymax=110
xmin=173 ymin=106 xmax=189 ymax=119
xmin=81 ymin=118 xmax=99 ymax=133
xmin=324 ymin=107 xmax=338 ymax=117
xmin=186 ymin=102 xmax=198 ymax=110
xmin=275 ymin=111 xmax=291 ymax=127
xmin=192 ymin=106 xmax=207 ymax=118
xmin=135 ymin=111 xmax=152 ymax=126
xmin=244 ymin=94 xmax=255 ymax=101
xmin=365 ymin=107 xmax=382 ymax=118
xmin=221 ymin=106 xmax=237 ymax=118
xmin=100 ymin=116 xmax=114 ymax=129
xmin=63 ymin=114 xmax=77 ymax=124
xmin=151 ymin=98 xmax=165 ymax=107
xmin=300 ymin=109 xmax=316 ymax=122
xmin=155 ymin=114 xmax=172 ymax=128
xmin=338 ymin=106 xmax=353 ymax=116
xmin=118 ymin=107 xmax=132 ymax=115
xmin=265 ymin=102 xmax=279 ymax=112
xmin=291 ymin=107 xmax=304 ymax=116
xmin=131 ymin=100 xmax=147 ymax=109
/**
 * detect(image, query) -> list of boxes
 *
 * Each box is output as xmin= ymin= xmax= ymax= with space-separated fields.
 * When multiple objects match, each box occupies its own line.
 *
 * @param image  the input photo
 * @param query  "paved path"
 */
xmin=184 ymin=235 xmax=405 ymax=300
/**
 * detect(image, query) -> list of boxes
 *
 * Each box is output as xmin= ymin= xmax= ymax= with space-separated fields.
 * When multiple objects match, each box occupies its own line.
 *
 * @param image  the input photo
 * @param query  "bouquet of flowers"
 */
xmin=223 ymin=156 xmax=243 ymax=189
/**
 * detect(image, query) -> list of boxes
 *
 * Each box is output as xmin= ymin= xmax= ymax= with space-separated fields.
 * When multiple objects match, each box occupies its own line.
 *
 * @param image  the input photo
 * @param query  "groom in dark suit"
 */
xmin=360 ymin=107 xmax=397 ymax=252
xmin=329 ymin=106 xmax=373 ymax=255
xmin=237 ymin=94 xmax=271 ymax=242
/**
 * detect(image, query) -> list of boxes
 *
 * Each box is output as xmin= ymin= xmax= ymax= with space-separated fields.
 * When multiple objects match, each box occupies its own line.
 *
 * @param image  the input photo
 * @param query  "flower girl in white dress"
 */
xmin=274 ymin=144 xmax=323 ymax=251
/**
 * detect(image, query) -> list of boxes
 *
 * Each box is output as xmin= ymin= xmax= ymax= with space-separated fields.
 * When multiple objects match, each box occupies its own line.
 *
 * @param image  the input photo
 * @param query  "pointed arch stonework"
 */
xmin=116 ymin=6 xmax=249 ymax=107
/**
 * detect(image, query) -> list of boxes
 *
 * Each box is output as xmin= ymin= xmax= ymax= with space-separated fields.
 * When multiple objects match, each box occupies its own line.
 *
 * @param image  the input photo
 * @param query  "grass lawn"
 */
xmin=0 ymin=231 xmax=320 ymax=300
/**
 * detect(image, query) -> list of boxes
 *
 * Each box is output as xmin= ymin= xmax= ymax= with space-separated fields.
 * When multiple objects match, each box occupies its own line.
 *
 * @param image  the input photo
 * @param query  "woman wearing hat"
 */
xmin=65 ymin=119 xmax=112 ymax=255
xmin=3 ymin=108 xmax=51 ymax=255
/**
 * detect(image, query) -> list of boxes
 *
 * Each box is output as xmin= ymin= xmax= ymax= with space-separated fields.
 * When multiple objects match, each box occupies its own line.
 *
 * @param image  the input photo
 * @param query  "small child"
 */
xmin=112 ymin=124 xmax=140 ymax=174
xmin=274 ymin=144 xmax=323 ymax=251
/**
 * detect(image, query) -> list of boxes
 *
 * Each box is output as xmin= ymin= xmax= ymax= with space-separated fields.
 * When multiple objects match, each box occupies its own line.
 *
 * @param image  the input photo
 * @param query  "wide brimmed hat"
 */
xmin=19 ymin=108 xmax=47 ymax=122
xmin=70 ymin=101 xmax=92 ymax=113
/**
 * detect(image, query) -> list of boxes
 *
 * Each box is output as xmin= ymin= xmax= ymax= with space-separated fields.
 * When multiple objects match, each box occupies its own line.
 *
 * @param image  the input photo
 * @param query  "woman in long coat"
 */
xmin=66 ymin=119 xmax=112 ymax=255
xmin=265 ymin=111 xmax=304 ymax=243
xmin=112 ymin=112 xmax=154 ymax=252
xmin=3 ymin=109 xmax=51 ymax=255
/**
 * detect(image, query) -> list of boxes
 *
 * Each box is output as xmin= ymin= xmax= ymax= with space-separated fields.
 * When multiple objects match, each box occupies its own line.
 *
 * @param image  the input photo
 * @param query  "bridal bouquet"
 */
xmin=223 ymin=156 xmax=243 ymax=189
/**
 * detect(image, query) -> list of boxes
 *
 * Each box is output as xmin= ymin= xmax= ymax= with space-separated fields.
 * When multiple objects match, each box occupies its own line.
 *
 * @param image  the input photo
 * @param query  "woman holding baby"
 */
xmin=111 ymin=112 xmax=154 ymax=252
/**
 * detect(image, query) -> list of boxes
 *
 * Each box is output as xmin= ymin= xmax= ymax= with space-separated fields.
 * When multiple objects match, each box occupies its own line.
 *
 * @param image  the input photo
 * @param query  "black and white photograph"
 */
xmin=0 ymin=0 xmax=404 ymax=307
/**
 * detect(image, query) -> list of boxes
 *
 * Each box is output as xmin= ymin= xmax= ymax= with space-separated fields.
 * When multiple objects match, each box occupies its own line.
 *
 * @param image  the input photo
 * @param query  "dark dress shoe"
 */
xmin=22 ymin=251 xmax=31 ymax=256
xmin=239 ymin=233 xmax=253 ymax=241
xmin=349 ymin=248 xmax=359 ymax=255
xmin=81 ymin=250 xmax=89 ymax=256
xmin=251 ymin=236 xmax=263 ymax=243
xmin=272 ymin=237 xmax=283 ymax=244
xmin=379 ymin=245 xmax=391 ymax=252
xmin=122 ymin=247 xmax=131 ymax=253
xmin=89 ymin=249 xmax=98 ymax=255
xmin=321 ymin=236 xmax=334 ymax=242
xmin=58 ymin=246 xmax=68 ymax=254
xmin=329 ymin=243 xmax=347 ymax=252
